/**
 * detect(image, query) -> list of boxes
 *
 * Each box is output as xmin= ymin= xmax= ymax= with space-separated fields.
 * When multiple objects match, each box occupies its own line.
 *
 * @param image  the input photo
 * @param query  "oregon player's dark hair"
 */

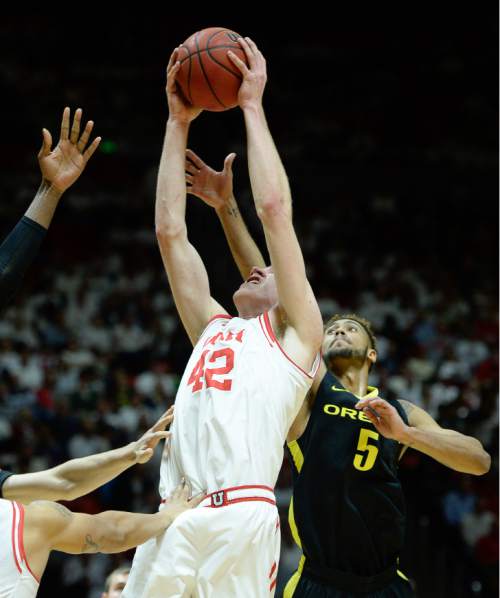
xmin=325 ymin=313 xmax=377 ymax=352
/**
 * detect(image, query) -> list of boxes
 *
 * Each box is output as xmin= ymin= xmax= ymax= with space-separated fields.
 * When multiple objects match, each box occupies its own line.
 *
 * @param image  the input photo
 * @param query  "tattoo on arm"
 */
xmin=225 ymin=205 xmax=239 ymax=218
xmin=82 ymin=534 xmax=100 ymax=553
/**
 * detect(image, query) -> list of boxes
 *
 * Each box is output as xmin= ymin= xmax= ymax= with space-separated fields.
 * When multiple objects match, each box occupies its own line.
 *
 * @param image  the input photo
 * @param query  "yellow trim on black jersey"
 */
xmin=288 ymin=496 xmax=303 ymax=549
xmin=331 ymin=385 xmax=379 ymax=399
xmin=283 ymin=554 xmax=305 ymax=598
xmin=288 ymin=439 xmax=304 ymax=473
xmin=397 ymin=569 xmax=409 ymax=581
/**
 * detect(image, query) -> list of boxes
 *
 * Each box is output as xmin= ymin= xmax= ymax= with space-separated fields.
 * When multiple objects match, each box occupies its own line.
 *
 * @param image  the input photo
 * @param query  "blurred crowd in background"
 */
xmin=0 ymin=15 xmax=497 ymax=598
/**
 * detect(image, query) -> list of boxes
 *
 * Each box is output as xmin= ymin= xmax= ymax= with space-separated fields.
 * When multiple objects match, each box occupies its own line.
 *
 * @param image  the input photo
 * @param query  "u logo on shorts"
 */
xmin=211 ymin=491 xmax=226 ymax=507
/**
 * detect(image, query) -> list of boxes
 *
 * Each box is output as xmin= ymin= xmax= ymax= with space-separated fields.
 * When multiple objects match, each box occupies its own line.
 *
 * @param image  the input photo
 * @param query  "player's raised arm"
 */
xmin=185 ymin=148 xmax=266 ymax=280
xmin=0 ymin=107 xmax=100 ymax=314
xmin=229 ymin=38 xmax=323 ymax=356
xmin=156 ymin=49 xmax=228 ymax=345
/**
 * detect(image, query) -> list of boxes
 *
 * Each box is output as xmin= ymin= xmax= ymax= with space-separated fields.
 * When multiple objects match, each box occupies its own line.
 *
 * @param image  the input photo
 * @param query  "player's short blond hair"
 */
xmin=324 ymin=313 xmax=377 ymax=351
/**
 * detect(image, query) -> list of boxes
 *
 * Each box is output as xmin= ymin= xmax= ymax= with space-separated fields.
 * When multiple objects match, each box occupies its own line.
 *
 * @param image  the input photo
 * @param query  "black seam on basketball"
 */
xmin=205 ymin=30 xmax=242 ymax=78
xmin=206 ymin=48 xmax=242 ymax=80
xmin=179 ymin=45 xmax=244 ymax=66
xmin=195 ymin=31 xmax=226 ymax=108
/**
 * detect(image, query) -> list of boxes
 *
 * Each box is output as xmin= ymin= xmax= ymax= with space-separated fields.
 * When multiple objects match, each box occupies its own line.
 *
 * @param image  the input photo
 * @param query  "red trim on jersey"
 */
xmin=223 ymin=484 xmax=274 ymax=493
xmin=269 ymin=561 xmax=277 ymax=579
xmin=199 ymin=314 xmax=232 ymax=341
xmin=207 ymin=314 xmax=232 ymax=326
xmin=263 ymin=312 xmax=317 ymax=379
xmin=16 ymin=502 xmax=40 ymax=583
xmin=270 ymin=578 xmax=277 ymax=592
xmin=162 ymin=484 xmax=276 ymax=508
xmin=11 ymin=501 xmax=21 ymax=573
xmin=263 ymin=312 xmax=277 ymax=342
xmin=224 ymin=496 xmax=276 ymax=506
xmin=258 ymin=315 xmax=273 ymax=347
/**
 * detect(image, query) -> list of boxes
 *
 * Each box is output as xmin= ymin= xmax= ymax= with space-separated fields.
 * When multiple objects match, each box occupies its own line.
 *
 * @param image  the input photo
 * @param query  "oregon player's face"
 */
xmin=233 ymin=266 xmax=278 ymax=317
xmin=323 ymin=319 xmax=371 ymax=364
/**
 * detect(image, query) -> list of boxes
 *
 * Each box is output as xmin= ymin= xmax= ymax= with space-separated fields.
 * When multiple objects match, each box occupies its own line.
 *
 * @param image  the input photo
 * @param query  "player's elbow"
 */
xmin=257 ymin=195 xmax=290 ymax=224
xmin=155 ymin=221 xmax=187 ymax=244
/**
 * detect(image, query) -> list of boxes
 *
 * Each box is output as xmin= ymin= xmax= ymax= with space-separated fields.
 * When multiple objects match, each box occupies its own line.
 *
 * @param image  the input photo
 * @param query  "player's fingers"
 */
xmin=83 ymin=136 xmax=101 ymax=162
xmin=185 ymin=174 xmax=194 ymax=184
xmin=70 ymin=108 xmax=82 ymax=143
xmin=362 ymin=408 xmax=379 ymax=423
xmin=38 ymin=128 xmax=53 ymax=157
xmin=77 ymin=120 xmax=94 ymax=152
xmin=167 ymin=61 xmax=181 ymax=89
xmin=227 ymin=51 xmax=249 ymax=75
xmin=167 ymin=47 xmax=179 ymax=71
xmin=60 ymin=106 xmax=70 ymax=140
xmin=155 ymin=405 xmax=174 ymax=424
xmin=186 ymin=149 xmax=205 ymax=169
xmin=223 ymin=152 xmax=237 ymax=173
xmin=244 ymin=37 xmax=259 ymax=55
xmin=185 ymin=161 xmax=199 ymax=175
xmin=188 ymin=492 xmax=206 ymax=507
xmin=237 ymin=36 xmax=255 ymax=65
xmin=368 ymin=399 xmax=390 ymax=410
xmin=151 ymin=431 xmax=171 ymax=441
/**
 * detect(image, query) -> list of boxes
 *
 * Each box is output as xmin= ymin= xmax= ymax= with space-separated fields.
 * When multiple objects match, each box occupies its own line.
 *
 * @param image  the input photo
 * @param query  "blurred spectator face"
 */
xmin=101 ymin=568 xmax=129 ymax=597
xmin=323 ymin=319 xmax=376 ymax=367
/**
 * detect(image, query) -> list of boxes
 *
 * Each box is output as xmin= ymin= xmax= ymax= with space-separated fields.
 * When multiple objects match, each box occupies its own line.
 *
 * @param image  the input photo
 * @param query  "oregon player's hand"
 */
xmin=166 ymin=48 xmax=203 ymax=124
xmin=355 ymin=398 xmax=409 ymax=442
xmin=38 ymin=107 xmax=101 ymax=193
xmin=185 ymin=149 xmax=236 ymax=210
xmin=132 ymin=406 xmax=174 ymax=464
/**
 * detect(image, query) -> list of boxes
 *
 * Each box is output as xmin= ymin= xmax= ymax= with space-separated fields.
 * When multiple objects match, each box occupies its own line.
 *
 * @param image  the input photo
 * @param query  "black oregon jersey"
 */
xmin=287 ymin=370 xmax=409 ymax=586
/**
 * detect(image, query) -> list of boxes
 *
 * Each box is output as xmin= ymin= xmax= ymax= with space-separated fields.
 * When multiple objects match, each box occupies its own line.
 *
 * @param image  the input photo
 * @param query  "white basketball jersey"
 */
xmin=160 ymin=313 xmax=319 ymax=497
xmin=0 ymin=499 xmax=39 ymax=598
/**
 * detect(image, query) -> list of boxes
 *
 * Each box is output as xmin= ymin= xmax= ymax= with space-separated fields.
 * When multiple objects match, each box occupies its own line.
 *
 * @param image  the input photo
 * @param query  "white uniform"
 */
xmin=124 ymin=313 xmax=319 ymax=598
xmin=0 ymin=499 xmax=39 ymax=598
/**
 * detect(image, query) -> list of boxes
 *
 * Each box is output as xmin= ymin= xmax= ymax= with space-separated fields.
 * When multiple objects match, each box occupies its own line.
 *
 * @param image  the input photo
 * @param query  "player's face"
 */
xmin=323 ymin=319 xmax=374 ymax=365
xmin=233 ymin=266 xmax=278 ymax=317
xmin=102 ymin=572 xmax=129 ymax=598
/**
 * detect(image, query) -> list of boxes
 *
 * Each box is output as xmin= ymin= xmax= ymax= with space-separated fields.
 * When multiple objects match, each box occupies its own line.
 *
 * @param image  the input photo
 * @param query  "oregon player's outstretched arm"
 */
xmin=185 ymin=148 xmax=266 ymax=281
xmin=22 ymin=480 xmax=203 ymax=580
xmin=355 ymin=397 xmax=491 ymax=475
xmin=156 ymin=48 xmax=229 ymax=345
xmin=0 ymin=107 xmax=100 ymax=313
xmin=228 ymin=38 xmax=323 ymax=366
xmin=1 ymin=408 xmax=173 ymax=502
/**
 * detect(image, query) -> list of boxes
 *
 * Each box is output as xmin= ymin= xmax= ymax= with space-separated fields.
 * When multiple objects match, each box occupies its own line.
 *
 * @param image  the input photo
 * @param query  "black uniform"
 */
xmin=284 ymin=370 xmax=414 ymax=597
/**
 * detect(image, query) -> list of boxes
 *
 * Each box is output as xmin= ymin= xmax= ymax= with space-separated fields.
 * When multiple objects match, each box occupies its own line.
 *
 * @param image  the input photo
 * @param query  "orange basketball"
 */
xmin=176 ymin=27 xmax=248 ymax=112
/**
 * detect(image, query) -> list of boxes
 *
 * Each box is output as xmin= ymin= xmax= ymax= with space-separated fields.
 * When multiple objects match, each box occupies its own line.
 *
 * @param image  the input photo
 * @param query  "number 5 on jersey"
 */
xmin=353 ymin=428 xmax=379 ymax=471
xmin=188 ymin=348 xmax=235 ymax=392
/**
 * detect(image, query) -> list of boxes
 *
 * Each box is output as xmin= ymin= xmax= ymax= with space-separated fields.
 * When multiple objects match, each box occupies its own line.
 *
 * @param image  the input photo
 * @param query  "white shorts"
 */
xmin=123 ymin=485 xmax=280 ymax=598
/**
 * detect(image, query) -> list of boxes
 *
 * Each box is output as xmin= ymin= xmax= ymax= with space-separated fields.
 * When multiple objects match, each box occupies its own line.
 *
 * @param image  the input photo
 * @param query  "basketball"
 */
xmin=176 ymin=27 xmax=248 ymax=112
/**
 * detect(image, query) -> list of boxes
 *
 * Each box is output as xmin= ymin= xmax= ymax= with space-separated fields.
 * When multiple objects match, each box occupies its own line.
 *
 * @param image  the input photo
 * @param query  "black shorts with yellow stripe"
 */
xmin=284 ymin=557 xmax=415 ymax=597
